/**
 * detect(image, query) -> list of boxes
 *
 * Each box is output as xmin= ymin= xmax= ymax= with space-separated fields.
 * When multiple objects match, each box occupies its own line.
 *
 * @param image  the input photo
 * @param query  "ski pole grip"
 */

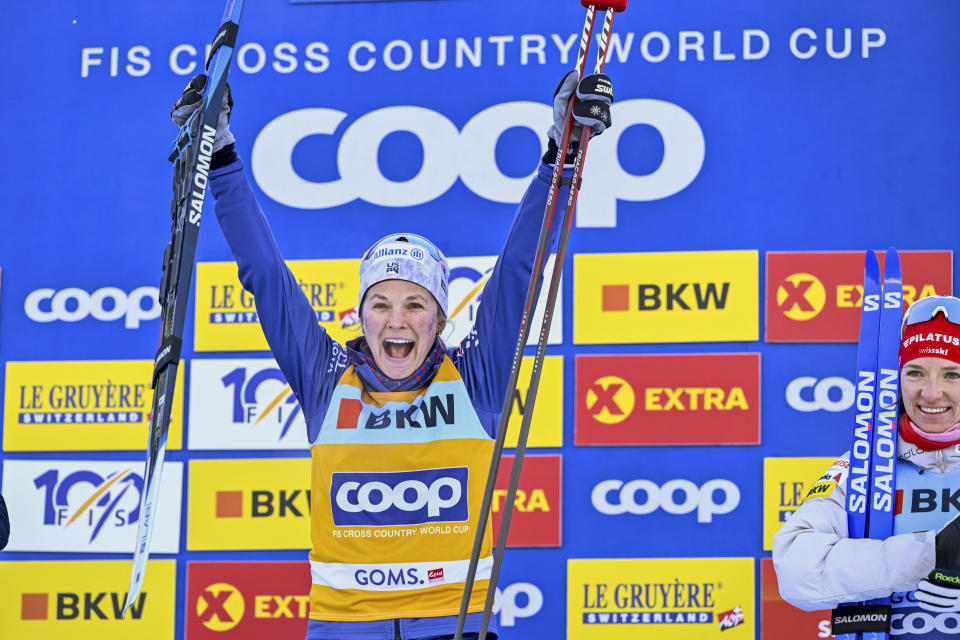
xmin=581 ymin=0 xmax=627 ymax=11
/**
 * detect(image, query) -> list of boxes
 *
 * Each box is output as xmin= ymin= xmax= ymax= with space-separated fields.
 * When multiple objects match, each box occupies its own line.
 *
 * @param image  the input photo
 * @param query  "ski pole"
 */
xmin=452 ymin=4 xmax=604 ymax=639
xmin=475 ymin=4 xmax=623 ymax=639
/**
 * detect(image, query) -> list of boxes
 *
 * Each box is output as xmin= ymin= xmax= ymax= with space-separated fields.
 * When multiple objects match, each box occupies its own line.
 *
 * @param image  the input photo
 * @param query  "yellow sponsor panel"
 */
xmin=763 ymin=456 xmax=837 ymax=550
xmin=0 ymin=560 xmax=175 ymax=637
xmin=573 ymin=251 xmax=759 ymax=344
xmin=195 ymin=260 xmax=361 ymax=352
xmin=3 ymin=361 xmax=183 ymax=452
xmin=567 ymin=557 xmax=754 ymax=639
xmin=188 ymin=458 xmax=312 ymax=550
xmin=503 ymin=356 xmax=563 ymax=448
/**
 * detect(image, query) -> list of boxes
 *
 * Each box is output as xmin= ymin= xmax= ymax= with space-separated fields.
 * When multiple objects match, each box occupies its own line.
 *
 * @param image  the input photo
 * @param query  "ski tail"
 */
xmin=121 ymin=0 xmax=245 ymax=619
xmin=833 ymin=249 xmax=901 ymax=640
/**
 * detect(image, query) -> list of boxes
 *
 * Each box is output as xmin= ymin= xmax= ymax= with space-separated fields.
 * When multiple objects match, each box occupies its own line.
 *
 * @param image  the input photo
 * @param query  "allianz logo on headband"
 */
xmin=368 ymin=246 xmax=427 ymax=262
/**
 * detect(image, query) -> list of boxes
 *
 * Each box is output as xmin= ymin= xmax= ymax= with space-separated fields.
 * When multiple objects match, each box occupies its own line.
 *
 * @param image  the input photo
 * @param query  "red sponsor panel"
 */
xmin=575 ymin=353 xmax=760 ymax=446
xmin=186 ymin=562 xmax=310 ymax=639
xmin=766 ymin=250 xmax=952 ymax=342
xmin=761 ymin=558 xmax=831 ymax=639
xmin=491 ymin=454 xmax=561 ymax=547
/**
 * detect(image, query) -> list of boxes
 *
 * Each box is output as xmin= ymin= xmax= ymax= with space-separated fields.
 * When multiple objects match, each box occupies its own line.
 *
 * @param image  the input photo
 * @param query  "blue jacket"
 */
xmin=209 ymin=158 xmax=565 ymax=639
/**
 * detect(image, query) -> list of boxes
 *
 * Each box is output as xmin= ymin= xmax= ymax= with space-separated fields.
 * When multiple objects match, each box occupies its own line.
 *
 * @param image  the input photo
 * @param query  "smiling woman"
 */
xmin=170 ymin=62 xmax=617 ymax=639
xmin=773 ymin=295 xmax=960 ymax=636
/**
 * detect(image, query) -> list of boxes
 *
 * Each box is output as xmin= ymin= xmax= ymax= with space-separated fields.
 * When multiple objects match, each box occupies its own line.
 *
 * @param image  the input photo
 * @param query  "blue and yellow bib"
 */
xmin=308 ymin=356 xmax=494 ymax=621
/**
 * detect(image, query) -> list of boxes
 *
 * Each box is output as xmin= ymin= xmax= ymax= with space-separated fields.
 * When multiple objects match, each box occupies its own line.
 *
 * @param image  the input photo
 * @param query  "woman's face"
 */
xmin=901 ymin=356 xmax=960 ymax=433
xmin=361 ymin=279 xmax=442 ymax=380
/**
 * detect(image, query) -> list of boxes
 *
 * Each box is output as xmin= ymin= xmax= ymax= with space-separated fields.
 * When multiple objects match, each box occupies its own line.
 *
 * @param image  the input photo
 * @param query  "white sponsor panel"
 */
xmin=591 ymin=478 xmax=741 ymax=523
xmin=1 ymin=460 xmax=182 ymax=552
xmin=251 ymin=100 xmax=706 ymax=229
xmin=188 ymin=358 xmax=310 ymax=450
xmin=24 ymin=286 xmax=160 ymax=329
xmin=310 ymin=557 xmax=492 ymax=591
xmin=494 ymin=582 xmax=544 ymax=627
xmin=786 ymin=376 xmax=855 ymax=413
xmin=444 ymin=255 xmax=561 ymax=347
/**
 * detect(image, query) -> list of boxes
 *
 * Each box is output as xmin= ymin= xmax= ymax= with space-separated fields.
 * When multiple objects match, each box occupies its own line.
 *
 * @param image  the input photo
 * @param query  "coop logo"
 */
xmin=221 ymin=365 xmax=301 ymax=438
xmin=592 ymin=478 xmax=741 ymax=523
xmin=20 ymin=591 xmax=147 ymax=620
xmin=494 ymin=583 xmax=544 ymax=626
xmin=776 ymin=273 xmax=827 ymax=321
xmin=196 ymin=583 xmax=245 ymax=632
xmin=32 ymin=467 xmax=142 ymax=542
xmin=890 ymin=608 xmax=960 ymax=636
xmin=24 ymin=286 xmax=160 ymax=329
xmin=786 ymin=376 xmax=855 ymax=412
xmin=214 ymin=489 xmax=311 ymax=519
xmin=251 ymin=100 xmax=705 ymax=229
xmin=584 ymin=376 xmax=636 ymax=424
xmin=331 ymin=468 xmax=468 ymax=526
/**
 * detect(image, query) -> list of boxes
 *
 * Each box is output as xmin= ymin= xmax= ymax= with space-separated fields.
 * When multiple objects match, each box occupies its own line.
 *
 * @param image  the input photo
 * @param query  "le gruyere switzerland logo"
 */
xmin=776 ymin=273 xmax=826 ymax=321
xmin=584 ymin=376 xmax=636 ymax=425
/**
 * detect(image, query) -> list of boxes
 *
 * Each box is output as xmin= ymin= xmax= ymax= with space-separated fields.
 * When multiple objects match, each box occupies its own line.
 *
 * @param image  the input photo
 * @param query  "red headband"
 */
xmin=899 ymin=315 xmax=960 ymax=367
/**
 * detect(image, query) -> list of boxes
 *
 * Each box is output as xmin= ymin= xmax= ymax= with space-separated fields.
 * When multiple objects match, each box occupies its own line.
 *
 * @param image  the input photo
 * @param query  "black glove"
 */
xmin=917 ymin=570 xmax=960 ymax=612
xmin=544 ymin=70 xmax=614 ymax=164
xmin=170 ymin=73 xmax=235 ymax=154
xmin=937 ymin=513 xmax=960 ymax=570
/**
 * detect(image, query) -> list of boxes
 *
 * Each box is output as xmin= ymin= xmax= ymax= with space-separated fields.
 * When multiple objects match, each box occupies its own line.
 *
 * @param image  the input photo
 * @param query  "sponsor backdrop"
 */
xmin=0 ymin=0 xmax=958 ymax=638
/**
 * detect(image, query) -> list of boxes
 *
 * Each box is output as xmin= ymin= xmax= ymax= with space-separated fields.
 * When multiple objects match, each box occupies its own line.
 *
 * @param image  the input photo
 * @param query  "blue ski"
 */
xmin=122 ymin=0 xmax=245 ymax=618
xmin=833 ymin=249 xmax=901 ymax=640
xmin=863 ymin=249 xmax=902 ymax=640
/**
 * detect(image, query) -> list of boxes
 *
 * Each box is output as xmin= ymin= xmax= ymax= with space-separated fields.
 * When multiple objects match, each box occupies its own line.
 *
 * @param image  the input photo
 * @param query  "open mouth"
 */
xmin=383 ymin=338 xmax=415 ymax=360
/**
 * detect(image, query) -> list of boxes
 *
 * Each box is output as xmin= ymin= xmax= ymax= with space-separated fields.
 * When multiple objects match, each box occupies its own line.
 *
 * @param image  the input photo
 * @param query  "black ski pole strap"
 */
xmin=152 ymin=335 xmax=182 ymax=388
xmin=830 ymin=604 xmax=891 ymax=634
xmin=206 ymin=20 xmax=239 ymax=69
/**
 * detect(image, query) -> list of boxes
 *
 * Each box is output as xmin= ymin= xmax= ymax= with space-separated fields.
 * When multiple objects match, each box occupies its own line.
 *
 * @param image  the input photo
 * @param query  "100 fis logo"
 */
xmin=34 ymin=467 xmax=142 ymax=542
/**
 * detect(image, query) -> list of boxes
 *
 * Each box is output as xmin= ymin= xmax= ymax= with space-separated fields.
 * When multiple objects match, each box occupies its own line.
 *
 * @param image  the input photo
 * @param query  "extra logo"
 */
xmin=24 ymin=286 xmax=160 ymax=329
xmin=492 ymin=455 xmax=561 ymax=547
xmin=186 ymin=562 xmax=311 ymax=638
xmin=576 ymin=354 xmax=760 ymax=446
xmin=194 ymin=260 xmax=359 ymax=352
xmin=584 ymin=376 xmax=636 ymax=425
xmin=188 ymin=359 xmax=309 ymax=451
xmin=776 ymin=273 xmax=826 ymax=321
xmin=591 ymin=478 xmax=741 ymax=523
xmin=765 ymin=251 xmax=951 ymax=342
xmin=1 ymin=460 xmax=182 ymax=553
xmin=574 ymin=251 xmax=758 ymax=345
xmin=330 ymin=467 xmax=467 ymax=526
